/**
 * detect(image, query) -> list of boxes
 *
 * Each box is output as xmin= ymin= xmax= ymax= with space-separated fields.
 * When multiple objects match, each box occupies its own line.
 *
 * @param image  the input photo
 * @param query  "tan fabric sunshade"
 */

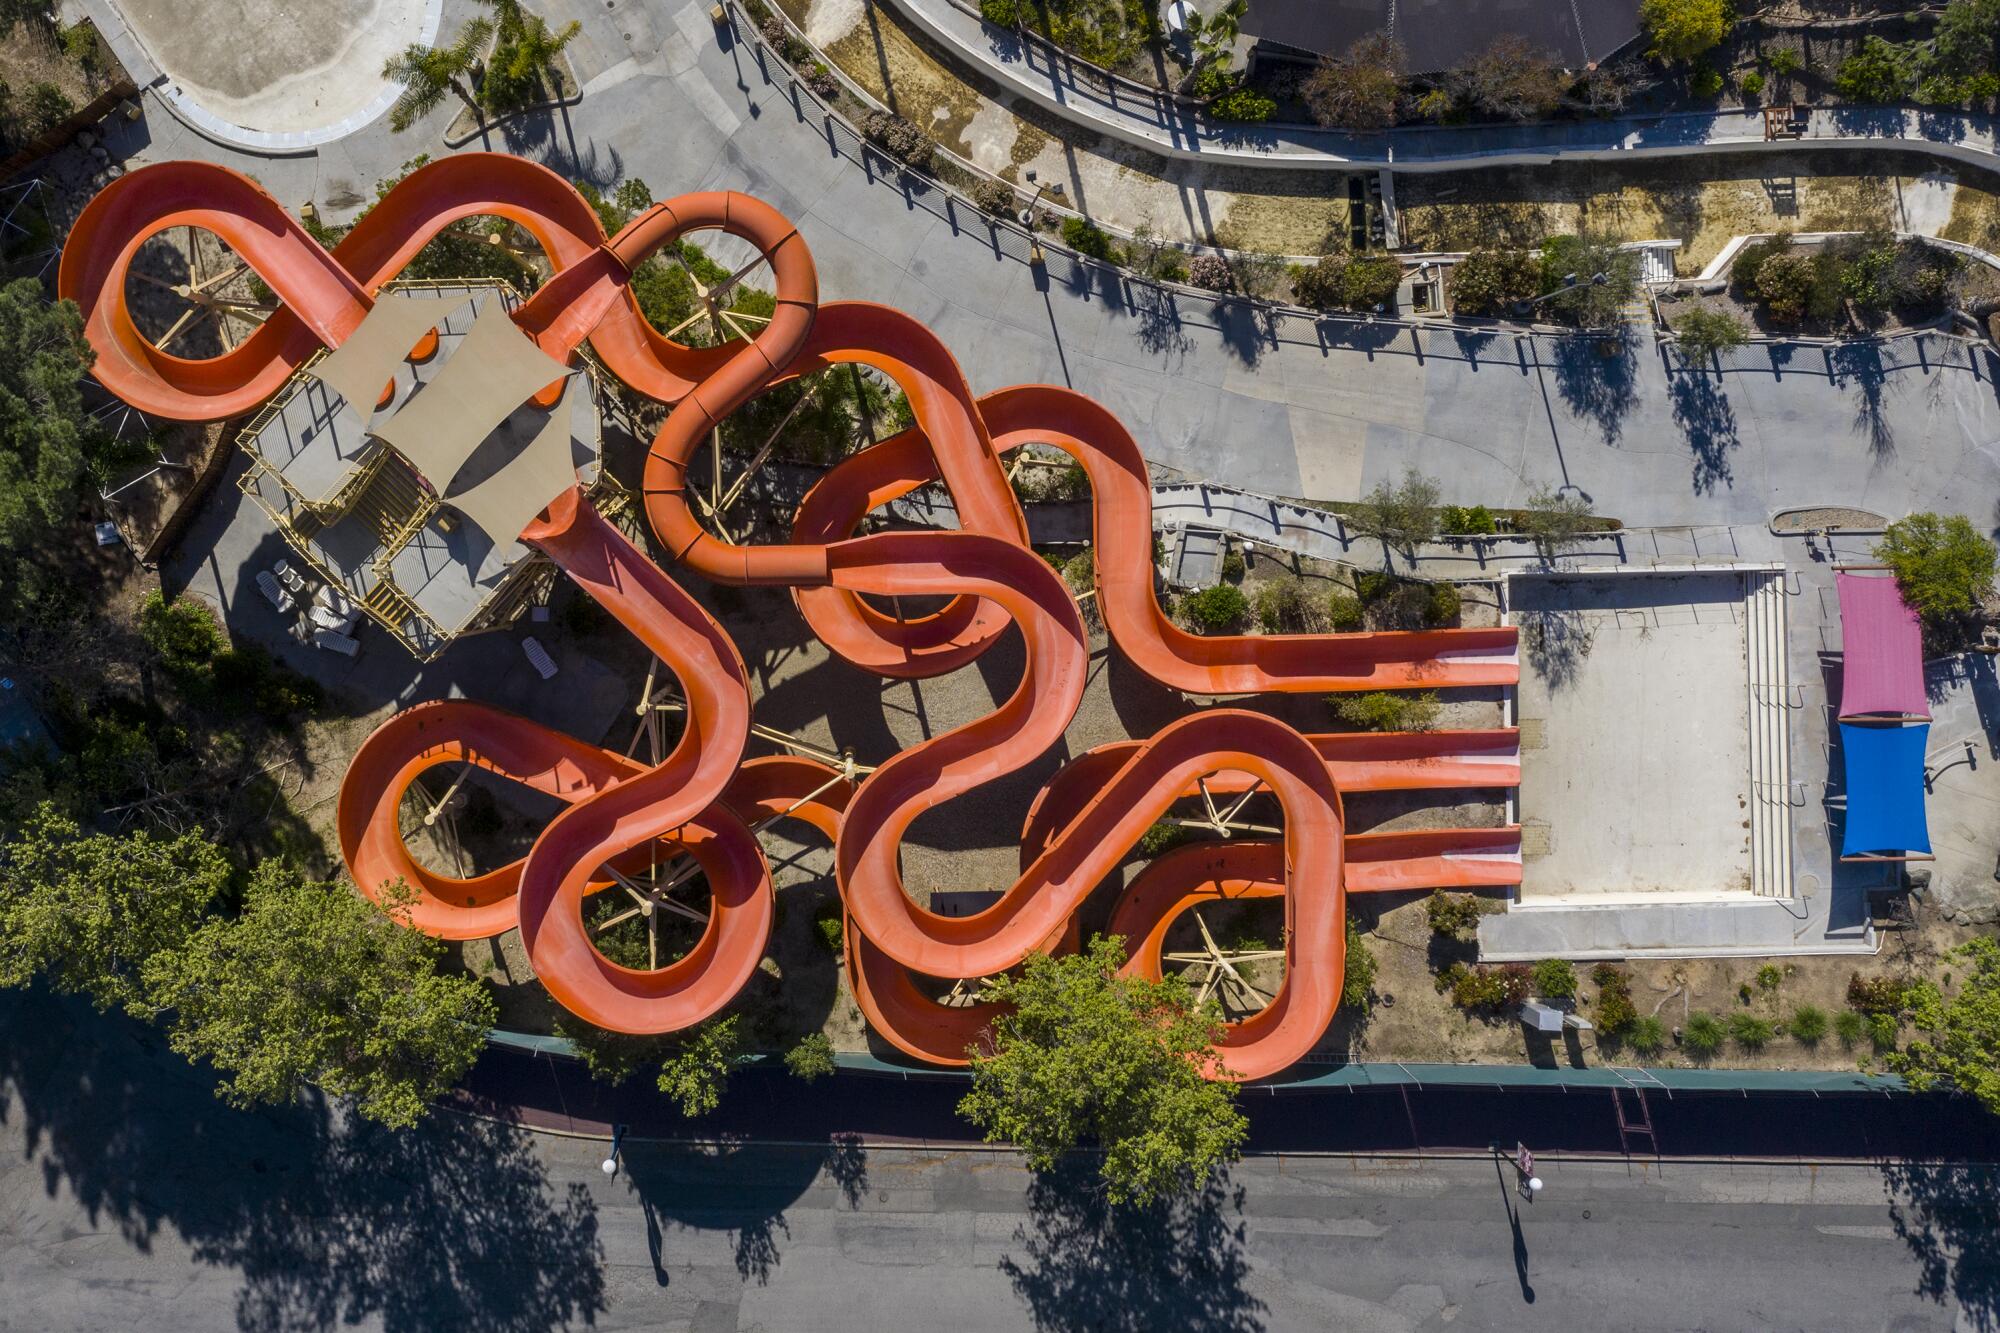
xmin=372 ymin=304 xmax=573 ymax=494
xmin=442 ymin=383 xmax=579 ymax=549
xmin=306 ymin=293 xmax=465 ymax=424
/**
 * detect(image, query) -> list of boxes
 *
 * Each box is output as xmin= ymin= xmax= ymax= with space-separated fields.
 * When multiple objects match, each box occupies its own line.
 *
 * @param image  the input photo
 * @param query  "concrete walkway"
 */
xmin=893 ymin=0 xmax=2000 ymax=177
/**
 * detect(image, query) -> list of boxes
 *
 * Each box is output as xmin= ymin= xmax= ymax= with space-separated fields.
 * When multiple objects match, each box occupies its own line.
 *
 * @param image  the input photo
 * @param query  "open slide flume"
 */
xmin=61 ymin=155 xmax=1520 ymax=1080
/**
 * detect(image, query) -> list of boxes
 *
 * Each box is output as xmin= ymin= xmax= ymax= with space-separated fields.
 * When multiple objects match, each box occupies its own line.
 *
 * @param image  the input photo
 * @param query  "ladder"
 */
xmin=1610 ymin=1069 xmax=1662 ymax=1158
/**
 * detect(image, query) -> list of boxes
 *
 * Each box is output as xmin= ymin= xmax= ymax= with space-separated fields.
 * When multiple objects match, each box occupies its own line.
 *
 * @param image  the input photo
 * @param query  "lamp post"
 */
xmin=601 ymin=1123 xmax=629 ymax=1178
xmin=1513 ymin=270 xmax=1608 ymax=319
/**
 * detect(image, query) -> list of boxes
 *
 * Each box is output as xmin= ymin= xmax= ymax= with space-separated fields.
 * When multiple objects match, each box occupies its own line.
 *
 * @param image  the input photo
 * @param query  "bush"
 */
xmin=1209 ymin=85 xmax=1276 ymax=122
xmin=1835 ymin=37 xmax=1912 ymax=104
xmin=978 ymin=0 xmax=1019 ymax=25
xmin=1728 ymin=1013 xmax=1775 ymax=1049
xmin=966 ymin=177 xmax=1016 ymax=217
xmin=1789 ymin=1004 xmax=1828 ymax=1045
xmin=21 ymin=83 xmax=73 ymax=136
xmin=1751 ymin=251 xmax=1842 ymax=325
xmin=1766 ymin=48 xmax=1802 ymax=76
xmin=1254 ymin=580 xmax=1330 ymax=633
xmin=1847 ymin=973 xmax=1909 ymax=1015
xmin=1674 ymin=307 xmax=1748 ymax=364
xmin=1441 ymin=962 xmax=1531 ymax=1014
xmin=1219 ymin=548 xmax=1246 ymax=581
xmin=1875 ymin=513 xmax=1998 ymax=623
xmin=1756 ymin=963 xmax=1785 ymax=992
xmin=802 ymin=62 xmax=840 ymax=98
xmin=1426 ymin=582 xmax=1461 ymax=626
xmin=1640 ymin=0 xmax=1729 ymax=61
xmin=785 ymin=1032 xmax=836 ymax=1082
xmin=1331 ymin=690 xmax=1441 ymax=732
xmin=1834 ymin=1007 xmax=1868 ymax=1047
xmin=1349 ymin=468 xmax=1441 ymax=553
xmin=1730 ymin=234 xmax=1791 ymax=292
xmin=1440 ymin=504 xmax=1498 ymax=536
xmin=1289 ymin=255 xmax=1346 ymax=311
xmin=1592 ymin=963 xmax=1637 ymax=1036
xmin=1426 ymin=891 xmax=1484 ymax=941
xmin=1181 ymin=584 xmax=1249 ymax=633
xmin=1450 ymin=249 xmax=1540 ymax=316
xmin=1683 ymin=1011 xmax=1726 ymax=1058
xmin=1531 ymin=957 xmax=1577 ymax=1000
xmin=1327 ymin=592 xmax=1364 ymax=631
xmin=814 ymin=904 xmax=844 ymax=954
xmin=1536 ymin=233 xmax=1641 ymax=328
xmin=1740 ymin=70 xmax=1765 ymax=96
xmin=1342 ymin=923 xmax=1376 ymax=1013
xmin=1061 ymin=216 xmax=1121 ymax=263
xmin=139 ymin=591 xmax=223 ymax=674
xmin=1869 ymin=1011 xmax=1900 ymax=1053
xmin=1187 ymin=254 xmax=1235 ymax=292
xmin=1688 ymin=63 xmax=1724 ymax=98
xmin=861 ymin=110 xmax=934 ymax=171
xmin=1138 ymin=820 xmax=1195 ymax=856
xmin=1627 ymin=1014 xmax=1668 ymax=1056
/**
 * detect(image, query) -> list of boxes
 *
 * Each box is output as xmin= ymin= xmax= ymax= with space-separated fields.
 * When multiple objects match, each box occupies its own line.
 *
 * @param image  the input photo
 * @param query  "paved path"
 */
xmin=4 ymin=990 xmax=1996 ymax=1332
xmin=892 ymin=0 xmax=2000 ymax=179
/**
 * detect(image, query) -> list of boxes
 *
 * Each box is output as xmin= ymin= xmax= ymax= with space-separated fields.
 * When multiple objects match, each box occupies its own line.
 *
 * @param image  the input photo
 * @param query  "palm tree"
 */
xmin=382 ymin=17 xmax=494 ymax=133
xmin=1179 ymin=0 xmax=1248 ymax=91
xmin=484 ymin=11 xmax=582 ymax=109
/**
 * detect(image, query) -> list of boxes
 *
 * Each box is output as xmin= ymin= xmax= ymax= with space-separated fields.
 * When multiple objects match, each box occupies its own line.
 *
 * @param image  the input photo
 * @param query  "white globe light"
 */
xmin=1527 ymin=1176 xmax=1544 ymax=1193
xmin=601 ymin=1158 xmax=619 ymax=1177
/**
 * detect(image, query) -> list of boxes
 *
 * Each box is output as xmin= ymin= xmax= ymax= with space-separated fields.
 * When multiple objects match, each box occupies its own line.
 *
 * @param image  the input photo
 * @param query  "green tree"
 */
xmin=1516 ymin=483 xmax=1597 ymax=556
xmin=1450 ymin=249 xmax=1541 ymax=316
xmin=142 ymin=868 xmax=495 ymax=1128
xmin=479 ymin=1 xmax=581 ymax=112
xmin=383 ymin=17 xmax=495 ymax=132
xmin=1180 ymin=0 xmax=1249 ymax=90
xmin=1875 ymin=512 xmax=1998 ymax=621
xmin=1835 ymin=36 xmax=1913 ymax=103
xmin=0 ymin=804 xmax=228 ymax=1015
xmin=0 ymin=279 xmax=107 ymax=607
xmin=1300 ymin=31 xmax=1405 ymax=129
xmin=958 ymin=937 xmax=1247 ymax=1205
xmin=1641 ymin=0 xmax=1730 ymax=61
xmin=1888 ymin=936 xmax=2000 ymax=1113
xmin=1536 ymin=233 xmax=1641 ymax=328
xmin=1349 ymin=467 xmax=1441 ymax=554
xmin=785 ymin=1031 xmax=837 ymax=1082
xmin=1447 ymin=34 xmax=1566 ymax=121
xmin=1673 ymin=307 xmax=1748 ymax=365
xmin=657 ymin=1015 xmax=744 ymax=1116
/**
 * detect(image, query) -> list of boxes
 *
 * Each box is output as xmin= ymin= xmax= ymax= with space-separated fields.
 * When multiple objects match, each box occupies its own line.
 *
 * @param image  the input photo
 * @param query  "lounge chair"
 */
xmin=256 ymin=569 xmax=294 ymax=614
xmin=521 ymin=635 xmax=558 ymax=680
xmin=312 ymin=628 xmax=360 ymax=657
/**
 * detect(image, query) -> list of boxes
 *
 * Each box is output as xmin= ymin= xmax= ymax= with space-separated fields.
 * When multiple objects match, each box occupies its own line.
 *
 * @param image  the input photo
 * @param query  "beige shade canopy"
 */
xmin=371 ymin=303 xmax=574 ymax=496
xmin=441 ymin=383 xmax=580 ymax=551
xmin=306 ymin=292 xmax=467 ymax=425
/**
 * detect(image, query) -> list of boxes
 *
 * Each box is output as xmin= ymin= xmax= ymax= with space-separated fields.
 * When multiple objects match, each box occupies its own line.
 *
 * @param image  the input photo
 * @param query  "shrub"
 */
xmin=1869 ymin=1011 xmax=1900 ymax=1053
xmin=1640 ymin=0 xmax=1729 ymax=61
xmin=1342 ymin=923 xmax=1376 ymax=1013
xmin=1290 ymin=255 xmax=1346 ymax=311
xmin=1426 ymin=891 xmax=1484 ymax=941
xmin=1331 ymin=690 xmax=1441 ymax=732
xmin=1531 ymin=958 xmax=1577 ymax=1000
xmin=1688 ymin=63 xmax=1724 ymax=97
xmin=1187 ymin=254 xmax=1235 ymax=292
xmin=1683 ymin=1011 xmax=1726 ymax=1058
xmin=1181 ymin=584 xmax=1249 ymax=633
xmin=1138 ymin=820 xmax=1195 ymax=856
xmin=1756 ymin=964 xmax=1785 ymax=992
xmin=1301 ymin=31 xmax=1405 ymax=128
xmin=1426 ymin=582 xmax=1461 ymax=626
xmin=1442 ymin=962 xmax=1530 ymax=1014
xmin=1440 ymin=504 xmax=1498 ymax=535
xmin=1061 ymin=216 xmax=1121 ymax=263
xmin=1340 ymin=255 xmax=1403 ymax=311
xmin=1209 ymin=85 xmax=1276 ymax=122
xmin=1219 ymin=549 xmax=1246 ymax=581
xmin=814 ymin=904 xmax=844 ymax=954
xmin=1789 ymin=1004 xmax=1828 ymax=1045
xmin=1450 ymin=249 xmax=1540 ymax=316
xmin=1674 ymin=307 xmax=1748 ymax=364
xmin=1254 ymin=580 xmax=1330 ymax=633
xmin=1728 ymin=1013 xmax=1775 ymax=1049
xmin=1751 ymin=251 xmax=1841 ymax=325
xmin=1730 ymin=233 xmax=1791 ymax=291
xmin=139 ymin=591 xmax=223 ymax=674
xmin=21 ymin=83 xmax=73 ymax=136
xmin=861 ymin=110 xmax=934 ymax=171
xmin=1835 ymin=37 xmax=1911 ymax=104
xmin=978 ymin=0 xmax=1019 ymax=25
xmin=1327 ymin=592 xmax=1364 ymax=631
xmin=1592 ymin=963 xmax=1637 ymax=1036
xmin=1847 ymin=973 xmax=1909 ymax=1015
xmin=803 ymin=62 xmax=841 ymax=98
xmin=785 ymin=1032 xmax=837 ymax=1081
xmin=1875 ymin=513 xmax=1998 ymax=623
xmin=1627 ymin=1014 xmax=1668 ymax=1056
xmin=1349 ymin=468 xmax=1441 ymax=553
xmin=1740 ymin=70 xmax=1765 ymax=96
xmin=1766 ymin=48 xmax=1802 ymax=76
xmin=1835 ymin=1007 xmax=1868 ymax=1047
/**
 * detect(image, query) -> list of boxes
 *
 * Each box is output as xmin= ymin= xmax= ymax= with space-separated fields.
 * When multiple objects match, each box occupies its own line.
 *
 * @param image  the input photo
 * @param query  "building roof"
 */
xmin=1242 ymin=0 xmax=1643 ymax=74
xmin=1836 ymin=572 xmax=1930 ymax=720
xmin=1839 ymin=721 xmax=1932 ymax=858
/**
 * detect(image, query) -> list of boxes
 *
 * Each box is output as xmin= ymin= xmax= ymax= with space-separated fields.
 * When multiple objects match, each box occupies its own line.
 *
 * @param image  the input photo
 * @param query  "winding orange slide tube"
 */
xmin=62 ymin=155 xmax=1519 ymax=1081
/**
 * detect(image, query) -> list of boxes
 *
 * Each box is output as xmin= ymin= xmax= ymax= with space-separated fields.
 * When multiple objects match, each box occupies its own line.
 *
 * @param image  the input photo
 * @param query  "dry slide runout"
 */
xmin=60 ymin=154 xmax=1521 ymax=1080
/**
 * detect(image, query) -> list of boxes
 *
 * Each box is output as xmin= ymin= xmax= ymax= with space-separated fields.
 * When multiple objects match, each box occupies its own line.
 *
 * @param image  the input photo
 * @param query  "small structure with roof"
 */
xmin=1833 ymin=568 xmax=1934 ymax=863
xmin=234 ymin=280 xmax=631 ymax=660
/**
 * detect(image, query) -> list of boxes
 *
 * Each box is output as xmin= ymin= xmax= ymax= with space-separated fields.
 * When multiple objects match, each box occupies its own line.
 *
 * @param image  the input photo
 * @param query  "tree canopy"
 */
xmin=958 ymin=936 xmax=1248 ymax=1206
xmin=0 ymin=279 xmax=109 ymax=607
xmin=1875 ymin=512 xmax=1998 ymax=622
xmin=656 ymin=1015 xmax=744 ymax=1117
xmin=142 ymin=868 xmax=495 ymax=1128
xmin=0 ymin=803 xmax=229 ymax=1015
xmin=1301 ymin=31 xmax=1404 ymax=129
xmin=1640 ymin=0 xmax=1730 ymax=61
xmin=1888 ymin=936 xmax=2000 ymax=1115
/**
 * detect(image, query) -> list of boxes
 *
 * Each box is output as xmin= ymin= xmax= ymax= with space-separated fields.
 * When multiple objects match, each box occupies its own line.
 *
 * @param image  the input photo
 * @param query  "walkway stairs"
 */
xmin=1744 ymin=571 xmax=1796 ymax=898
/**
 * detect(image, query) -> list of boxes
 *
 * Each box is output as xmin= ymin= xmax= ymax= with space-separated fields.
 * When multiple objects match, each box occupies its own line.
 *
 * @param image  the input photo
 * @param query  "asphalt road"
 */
xmin=4 ymin=991 xmax=1997 ymax=1332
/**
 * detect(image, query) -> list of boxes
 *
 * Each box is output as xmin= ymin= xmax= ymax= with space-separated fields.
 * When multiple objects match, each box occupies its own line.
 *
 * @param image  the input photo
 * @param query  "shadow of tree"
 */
xmin=0 ymin=989 xmax=605 ymax=1332
xmin=1549 ymin=332 xmax=1639 ymax=446
xmin=1518 ymin=607 xmax=1596 ymax=691
xmin=1883 ymin=1160 xmax=2000 ymax=1325
xmin=998 ymin=1162 xmax=1266 ymax=1332
xmin=1830 ymin=341 xmax=1895 ymax=459
xmin=1131 ymin=284 xmax=1193 ymax=360
xmin=1669 ymin=370 xmax=1741 ymax=496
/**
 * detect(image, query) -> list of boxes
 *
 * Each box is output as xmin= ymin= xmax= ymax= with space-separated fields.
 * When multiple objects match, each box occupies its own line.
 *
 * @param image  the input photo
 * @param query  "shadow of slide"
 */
xmin=998 ymin=1162 xmax=1266 ymax=1332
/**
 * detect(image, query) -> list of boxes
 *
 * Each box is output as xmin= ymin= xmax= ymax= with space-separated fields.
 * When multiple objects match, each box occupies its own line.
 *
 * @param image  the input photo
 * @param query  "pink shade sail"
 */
xmin=1837 ymin=572 xmax=1929 ymax=720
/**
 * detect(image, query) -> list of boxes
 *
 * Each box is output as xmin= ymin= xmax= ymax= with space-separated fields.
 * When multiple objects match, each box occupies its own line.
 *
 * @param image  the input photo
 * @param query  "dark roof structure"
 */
xmin=1242 ymin=0 xmax=1644 ymax=74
